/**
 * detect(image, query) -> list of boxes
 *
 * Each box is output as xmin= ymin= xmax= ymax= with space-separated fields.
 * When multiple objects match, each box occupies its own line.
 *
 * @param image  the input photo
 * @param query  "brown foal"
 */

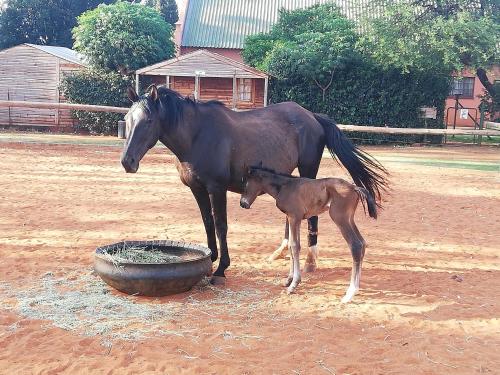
xmin=240 ymin=166 xmax=377 ymax=302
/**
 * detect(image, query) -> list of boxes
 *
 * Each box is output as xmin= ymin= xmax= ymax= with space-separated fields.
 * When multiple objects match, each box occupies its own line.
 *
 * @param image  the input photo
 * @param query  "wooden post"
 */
xmin=55 ymin=59 xmax=60 ymax=127
xmin=478 ymin=103 xmax=486 ymax=146
xmin=264 ymin=77 xmax=269 ymax=107
xmin=194 ymin=74 xmax=199 ymax=100
xmin=232 ymin=73 xmax=237 ymax=109
xmin=135 ymin=73 xmax=140 ymax=94
xmin=7 ymin=89 xmax=11 ymax=125
xmin=166 ymin=75 xmax=170 ymax=88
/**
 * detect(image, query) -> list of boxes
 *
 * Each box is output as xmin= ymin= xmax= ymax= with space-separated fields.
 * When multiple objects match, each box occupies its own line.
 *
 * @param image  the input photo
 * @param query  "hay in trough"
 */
xmin=103 ymin=243 xmax=183 ymax=264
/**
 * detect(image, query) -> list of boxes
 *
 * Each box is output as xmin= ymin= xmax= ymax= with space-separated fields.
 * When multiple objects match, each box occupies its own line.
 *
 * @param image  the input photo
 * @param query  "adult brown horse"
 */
xmin=121 ymin=85 xmax=387 ymax=284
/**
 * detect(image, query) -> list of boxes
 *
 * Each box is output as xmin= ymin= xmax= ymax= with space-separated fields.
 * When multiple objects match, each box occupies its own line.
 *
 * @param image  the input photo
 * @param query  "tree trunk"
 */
xmin=476 ymin=68 xmax=496 ymax=97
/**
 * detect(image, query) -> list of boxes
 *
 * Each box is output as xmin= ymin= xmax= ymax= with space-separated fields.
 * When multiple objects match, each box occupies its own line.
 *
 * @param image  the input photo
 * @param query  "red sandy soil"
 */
xmin=0 ymin=137 xmax=499 ymax=374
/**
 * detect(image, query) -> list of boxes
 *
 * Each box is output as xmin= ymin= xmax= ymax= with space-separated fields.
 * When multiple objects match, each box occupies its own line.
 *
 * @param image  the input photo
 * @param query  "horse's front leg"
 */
xmin=209 ymin=189 xmax=230 ymax=285
xmin=287 ymin=216 xmax=302 ymax=294
xmin=190 ymin=186 xmax=218 ymax=263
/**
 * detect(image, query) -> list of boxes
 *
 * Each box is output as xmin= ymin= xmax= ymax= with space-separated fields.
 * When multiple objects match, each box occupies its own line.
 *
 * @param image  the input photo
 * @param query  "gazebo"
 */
xmin=135 ymin=49 xmax=269 ymax=110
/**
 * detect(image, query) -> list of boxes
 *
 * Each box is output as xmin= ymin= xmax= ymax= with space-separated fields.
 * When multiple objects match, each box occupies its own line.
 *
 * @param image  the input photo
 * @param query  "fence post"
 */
xmin=118 ymin=120 xmax=126 ymax=139
xmin=478 ymin=103 xmax=486 ymax=146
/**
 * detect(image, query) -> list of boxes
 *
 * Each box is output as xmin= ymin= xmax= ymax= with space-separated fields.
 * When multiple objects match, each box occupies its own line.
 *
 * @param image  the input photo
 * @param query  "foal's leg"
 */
xmin=209 ymin=190 xmax=230 ymax=285
xmin=287 ymin=217 xmax=302 ymax=294
xmin=269 ymin=217 xmax=289 ymax=261
xmin=330 ymin=207 xmax=365 ymax=303
xmin=298 ymin=163 xmax=320 ymax=272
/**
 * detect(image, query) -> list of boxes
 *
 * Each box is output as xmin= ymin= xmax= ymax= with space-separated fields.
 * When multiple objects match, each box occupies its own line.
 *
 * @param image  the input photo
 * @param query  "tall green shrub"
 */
xmin=60 ymin=69 xmax=131 ymax=134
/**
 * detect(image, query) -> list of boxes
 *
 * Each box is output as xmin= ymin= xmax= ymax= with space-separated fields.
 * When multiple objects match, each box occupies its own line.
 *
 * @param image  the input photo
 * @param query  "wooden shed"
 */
xmin=135 ymin=49 xmax=269 ymax=110
xmin=0 ymin=43 xmax=86 ymax=129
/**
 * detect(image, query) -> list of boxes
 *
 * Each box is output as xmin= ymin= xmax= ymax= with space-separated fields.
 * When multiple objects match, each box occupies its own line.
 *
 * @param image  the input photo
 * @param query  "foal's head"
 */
xmin=240 ymin=167 xmax=265 ymax=209
xmin=121 ymin=86 xmax=163 ymax=173
xmin=240 ymin=166 xmax=287 ymax=209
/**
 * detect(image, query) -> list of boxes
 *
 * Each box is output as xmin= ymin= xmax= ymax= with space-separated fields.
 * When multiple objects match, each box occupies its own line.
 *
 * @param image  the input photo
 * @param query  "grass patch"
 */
xmin=447 ymin=135 xmax=500 ymax=145
xmin=379 ymin=157 xmax=500 ymax=172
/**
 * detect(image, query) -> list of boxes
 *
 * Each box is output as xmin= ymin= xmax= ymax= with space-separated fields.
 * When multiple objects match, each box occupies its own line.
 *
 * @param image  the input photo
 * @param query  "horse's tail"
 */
xmin=314 ymin=113 xmax=388 ymax=207
xmin=354 ymin=187 xmax=378 ymax=219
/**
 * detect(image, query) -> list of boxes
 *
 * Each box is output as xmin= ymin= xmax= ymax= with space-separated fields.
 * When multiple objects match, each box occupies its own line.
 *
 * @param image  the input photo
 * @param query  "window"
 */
xmin=449 ymin=77 xmax=475 ymax=98
xmin=238 ymin=78 xmax=252 ymax=101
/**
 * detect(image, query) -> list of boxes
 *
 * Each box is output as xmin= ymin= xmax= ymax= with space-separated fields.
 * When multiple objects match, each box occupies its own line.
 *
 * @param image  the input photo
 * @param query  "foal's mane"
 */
xmin=249 ymin=166 xmax=299 ymax=179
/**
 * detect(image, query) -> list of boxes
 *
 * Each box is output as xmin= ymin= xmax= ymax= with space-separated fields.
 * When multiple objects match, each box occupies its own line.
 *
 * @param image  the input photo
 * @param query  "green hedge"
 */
xmin=60 ymin=69 xmax=131 ymax=134
xmin=269 ymin=58 xmax=451 ymax=144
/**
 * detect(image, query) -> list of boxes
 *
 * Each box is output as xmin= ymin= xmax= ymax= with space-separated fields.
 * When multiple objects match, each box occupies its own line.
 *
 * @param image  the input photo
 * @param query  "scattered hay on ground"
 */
xmin=0 ymin=270 xmax=274 ymax=342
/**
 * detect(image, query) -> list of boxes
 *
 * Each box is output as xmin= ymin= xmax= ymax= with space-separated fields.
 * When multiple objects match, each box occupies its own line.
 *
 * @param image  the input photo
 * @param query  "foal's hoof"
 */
xmin=303 ymin=263 xmax=316 ymax=273
xmin=210 ymin=276 xmax=226 ymax=286
xmin=286 ymin=285 xmax=297 ymax=295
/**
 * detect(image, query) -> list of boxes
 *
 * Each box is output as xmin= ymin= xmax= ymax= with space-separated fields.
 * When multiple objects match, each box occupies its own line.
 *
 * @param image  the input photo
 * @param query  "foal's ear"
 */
xmin=149 ymin=85 xmax=159 ymax=102
xmin=127 ymin=87 xmax=139 ymax=103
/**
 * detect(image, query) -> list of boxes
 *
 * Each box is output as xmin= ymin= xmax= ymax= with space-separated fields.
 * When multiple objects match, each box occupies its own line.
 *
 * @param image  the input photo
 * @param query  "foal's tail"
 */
xmin=355 ymin=187 xmax=378 ymax=219
xmin=314 ymin=113 xmax=388 ymax=208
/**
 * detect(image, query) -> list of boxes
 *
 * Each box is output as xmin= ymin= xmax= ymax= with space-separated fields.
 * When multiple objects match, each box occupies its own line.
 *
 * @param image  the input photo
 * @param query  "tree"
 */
xmin=0 ymin=0 xmax=114 ymax=49
xmin=360 ymin=2 xmax=499 ymax=96
xmin=244 ymin=4 xmax=360 ymax=100
xmin=73 ymin=1 xmax=175 ymax=74
xmin=243 ymin=3 xmax=452 ymax=144
xmin=142 ymin=0 xmax=178 ymax=26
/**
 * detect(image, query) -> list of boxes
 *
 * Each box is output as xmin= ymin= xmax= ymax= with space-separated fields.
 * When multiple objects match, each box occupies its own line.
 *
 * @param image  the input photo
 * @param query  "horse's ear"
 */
xmin=149 ymin=85 xmax=159 ymax=102
xmin=127 ymin=87 xmax=139 ymax=103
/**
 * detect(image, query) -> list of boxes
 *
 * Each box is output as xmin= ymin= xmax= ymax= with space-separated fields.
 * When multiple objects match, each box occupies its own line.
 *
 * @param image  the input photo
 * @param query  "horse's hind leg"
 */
xmin=330 ymin=206 xmax=365 ymax=303
xmin=304 ymin=216 xmax=319 ymax=272
xmin=269 ymin=218 xmax=289 ymax=261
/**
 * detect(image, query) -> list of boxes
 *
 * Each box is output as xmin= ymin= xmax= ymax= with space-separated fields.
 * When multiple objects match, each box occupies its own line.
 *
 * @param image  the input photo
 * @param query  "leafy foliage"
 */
xmin=60 ymin=69 xmax=131 ymax=134
xmin=142 ymin=0 xmax=179 ymax=26
xmin=0 ymin=0 xmax=114 ymax=49
xmin=73 ymin=1 xmax=174 ymax=73
xmin=244 ymin=3 xmax=452 ymax=143
xmin=359 ymin=4 xmax=499 ymax=75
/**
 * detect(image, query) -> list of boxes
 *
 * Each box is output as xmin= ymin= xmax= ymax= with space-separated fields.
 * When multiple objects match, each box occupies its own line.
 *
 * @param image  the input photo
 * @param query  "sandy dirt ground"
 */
xmin=0 ymin=136 xmax=499 ymax=374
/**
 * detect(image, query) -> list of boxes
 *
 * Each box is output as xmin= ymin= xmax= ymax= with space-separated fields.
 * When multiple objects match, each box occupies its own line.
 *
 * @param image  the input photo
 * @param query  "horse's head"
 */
xmin=121 ymin=85 xmax=162 ymax=173
xmin=240 ymin=166 xmax=263 ymax=209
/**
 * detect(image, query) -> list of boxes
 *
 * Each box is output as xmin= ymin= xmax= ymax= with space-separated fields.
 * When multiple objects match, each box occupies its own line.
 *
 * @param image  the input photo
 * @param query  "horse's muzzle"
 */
xmin=121 ymin=155 xmax=138 ymax=173
xmin=240 ymin=198 xmax=251 ymax=209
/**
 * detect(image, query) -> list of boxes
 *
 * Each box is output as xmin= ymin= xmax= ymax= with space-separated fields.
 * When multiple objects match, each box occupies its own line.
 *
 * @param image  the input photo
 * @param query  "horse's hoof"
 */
xmin=269 ymin=251 xmax=285 ymax=261
xmin=286 ymin=286 xmax=296 ymax=295
xmin=303 ymin=263 xmax=316 ymax=273
xmin=210 ymin=276 xmax=226 ymax=286
xmin=341 ymin=295 xmax=352 ymax=303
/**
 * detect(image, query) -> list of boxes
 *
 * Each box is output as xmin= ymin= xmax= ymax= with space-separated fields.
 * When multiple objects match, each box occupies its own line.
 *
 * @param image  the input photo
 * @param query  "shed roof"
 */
xmin=25 ymin=44 xmax=86 ymax=66
xmin=136 ymin=49 xmax=268 ymax=79
xmin=181 ymin=0 xmax=391 ymax=49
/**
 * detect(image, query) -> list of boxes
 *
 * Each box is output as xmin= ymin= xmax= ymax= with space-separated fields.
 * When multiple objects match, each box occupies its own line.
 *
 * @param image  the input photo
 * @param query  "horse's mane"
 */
xmin=141 ymin=86 xmax=226 ymax=126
